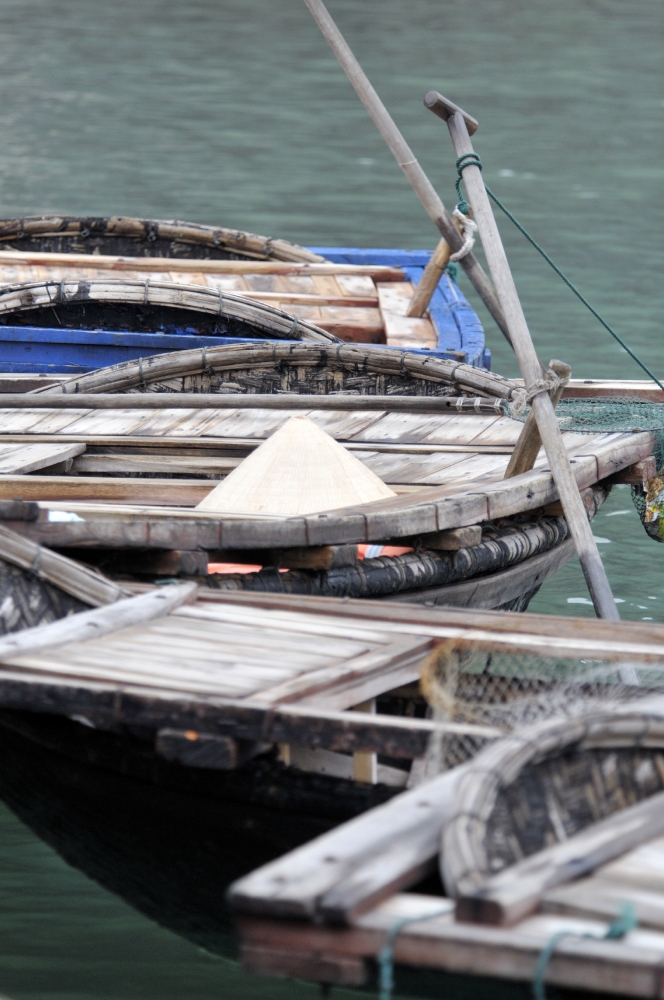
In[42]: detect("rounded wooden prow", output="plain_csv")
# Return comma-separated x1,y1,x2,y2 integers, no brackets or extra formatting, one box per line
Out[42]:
424,91,479,136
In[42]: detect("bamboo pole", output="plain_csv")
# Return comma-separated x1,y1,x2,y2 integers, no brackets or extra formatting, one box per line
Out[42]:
301,0,512,346
406,237,450,318
425,91,619,621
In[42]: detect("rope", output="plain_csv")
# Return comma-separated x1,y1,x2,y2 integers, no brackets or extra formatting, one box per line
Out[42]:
449,206,477,262
509,366,570,418
454,154,664,393
532,902,637,1000
377,906,450,1000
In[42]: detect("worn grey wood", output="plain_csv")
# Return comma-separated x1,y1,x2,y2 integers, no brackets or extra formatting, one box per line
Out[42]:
455,789,664,927
432,93,619,621
0,582,196,661
228,763,468,919
504,360,571,478
301,0,510,341
0,442,86,474
0,394,510,411
0,523,126,607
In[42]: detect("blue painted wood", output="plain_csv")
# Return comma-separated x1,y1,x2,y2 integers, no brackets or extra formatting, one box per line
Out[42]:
307,247,433,266
0,248,489,373
0,325,467,374
0,327,264,374
310,247,489,370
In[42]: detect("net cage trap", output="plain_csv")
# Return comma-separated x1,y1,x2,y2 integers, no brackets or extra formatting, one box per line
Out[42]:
418,636,664,775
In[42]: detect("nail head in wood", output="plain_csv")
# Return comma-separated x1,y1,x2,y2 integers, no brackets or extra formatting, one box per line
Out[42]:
424,91,479,136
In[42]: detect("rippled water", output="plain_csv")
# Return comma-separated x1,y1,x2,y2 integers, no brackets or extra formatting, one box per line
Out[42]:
0,0,662,996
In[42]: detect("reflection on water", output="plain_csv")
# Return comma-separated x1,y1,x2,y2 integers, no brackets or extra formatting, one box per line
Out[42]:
531,484,664,623
0,0,661,995
0,800,361,1000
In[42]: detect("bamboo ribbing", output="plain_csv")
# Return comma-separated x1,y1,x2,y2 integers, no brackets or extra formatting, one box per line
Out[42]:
34,341,520,400
0,215,326,264
0,278,339,345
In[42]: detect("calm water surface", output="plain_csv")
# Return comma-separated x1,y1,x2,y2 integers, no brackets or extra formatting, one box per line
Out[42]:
0,0,662,996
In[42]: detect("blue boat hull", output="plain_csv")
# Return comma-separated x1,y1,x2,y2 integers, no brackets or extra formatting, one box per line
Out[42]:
0,248,489,375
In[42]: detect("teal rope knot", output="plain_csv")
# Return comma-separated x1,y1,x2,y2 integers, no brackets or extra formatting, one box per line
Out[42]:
532,902,637,1000
455,152,482,215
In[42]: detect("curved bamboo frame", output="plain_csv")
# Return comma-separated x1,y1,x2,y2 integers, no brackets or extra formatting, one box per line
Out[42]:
441,707,664,897
0,278,338,347
0,215,325,263
36,340,521,400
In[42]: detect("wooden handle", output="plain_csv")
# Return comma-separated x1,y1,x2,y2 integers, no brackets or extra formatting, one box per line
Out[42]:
440,105,619,621
424,91,479,136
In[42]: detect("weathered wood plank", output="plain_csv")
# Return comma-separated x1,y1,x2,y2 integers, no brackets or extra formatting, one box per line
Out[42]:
0,249,408,279
455,789,664,927
229,766,467,919
0,442,86,474
238,894,664,995
0,583,196,660
0,475,217,506
0,523,125,607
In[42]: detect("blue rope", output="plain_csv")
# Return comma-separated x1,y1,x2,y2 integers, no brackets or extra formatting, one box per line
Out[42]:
377,906,450,1000
532,902,638,1000
454,155,664,393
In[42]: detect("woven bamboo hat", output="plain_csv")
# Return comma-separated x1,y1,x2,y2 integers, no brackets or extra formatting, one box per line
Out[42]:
197,414,396,516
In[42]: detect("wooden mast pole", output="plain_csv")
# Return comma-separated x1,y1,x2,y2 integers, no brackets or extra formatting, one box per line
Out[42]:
424,91,619,620
301,0,513,346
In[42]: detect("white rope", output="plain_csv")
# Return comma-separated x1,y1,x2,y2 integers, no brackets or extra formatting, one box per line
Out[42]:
449,207,478,262
509,367,570,418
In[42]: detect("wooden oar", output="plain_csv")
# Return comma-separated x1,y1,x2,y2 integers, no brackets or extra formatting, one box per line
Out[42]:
301,0,512,347
424,91,619,621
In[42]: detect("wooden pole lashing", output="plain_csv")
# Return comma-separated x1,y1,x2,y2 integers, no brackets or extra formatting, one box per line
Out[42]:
504,359,571,479
301,0,513,346
424,91,619,621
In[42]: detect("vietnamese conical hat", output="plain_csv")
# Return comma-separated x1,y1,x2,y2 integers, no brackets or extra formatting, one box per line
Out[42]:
196,413,395,516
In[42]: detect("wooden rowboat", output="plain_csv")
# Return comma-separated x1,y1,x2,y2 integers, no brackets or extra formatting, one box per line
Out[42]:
0,588,662,985
0,340,652,610
0,216,487,378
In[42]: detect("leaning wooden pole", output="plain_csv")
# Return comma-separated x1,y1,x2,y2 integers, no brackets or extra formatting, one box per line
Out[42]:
424,91,619,621
301,0,512,346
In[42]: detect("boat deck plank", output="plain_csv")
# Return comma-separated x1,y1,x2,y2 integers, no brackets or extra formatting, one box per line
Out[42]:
0,254,446,352
0,401,651,538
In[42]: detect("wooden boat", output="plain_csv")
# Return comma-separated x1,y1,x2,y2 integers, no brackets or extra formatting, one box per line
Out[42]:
227,607,664,998
0,216,488,378
0,340,652,609
0,587,662,985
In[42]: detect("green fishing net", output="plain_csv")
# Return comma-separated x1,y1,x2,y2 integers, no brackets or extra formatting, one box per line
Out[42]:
529,397,664,543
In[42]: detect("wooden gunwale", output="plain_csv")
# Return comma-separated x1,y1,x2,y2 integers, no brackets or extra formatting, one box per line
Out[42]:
0,251,406,278
0,394,511,410
237,898,664,996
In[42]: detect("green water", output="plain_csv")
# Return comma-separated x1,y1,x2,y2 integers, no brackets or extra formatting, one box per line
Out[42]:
0,0,662,995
